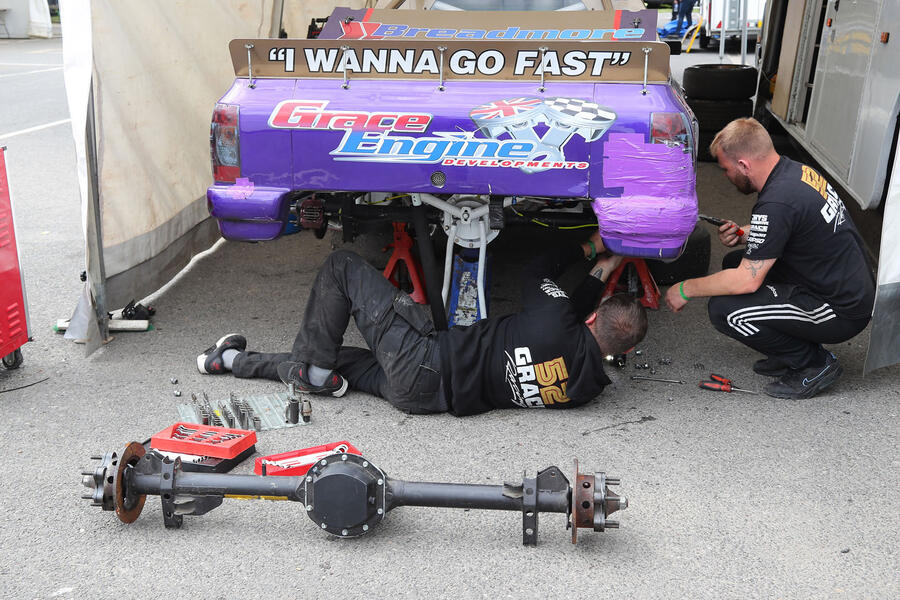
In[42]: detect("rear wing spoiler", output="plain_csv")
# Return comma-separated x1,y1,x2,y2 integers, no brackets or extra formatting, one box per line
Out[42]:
228,39,671,84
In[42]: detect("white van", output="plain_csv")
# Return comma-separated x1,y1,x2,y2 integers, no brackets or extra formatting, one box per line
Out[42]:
755,0,900,372
696,0,766,48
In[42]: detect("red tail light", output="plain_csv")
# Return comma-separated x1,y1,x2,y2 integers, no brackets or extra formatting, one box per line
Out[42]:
650,112,690,147
211,103,240,183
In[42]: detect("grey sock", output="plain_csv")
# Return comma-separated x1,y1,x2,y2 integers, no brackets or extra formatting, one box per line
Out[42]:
222,349,240,370
308,364,331,386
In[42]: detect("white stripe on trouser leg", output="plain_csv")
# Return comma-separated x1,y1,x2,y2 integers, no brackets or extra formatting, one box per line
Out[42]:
728,305,835,331
730,311,838,336
725,303,835,336
727,305,835,336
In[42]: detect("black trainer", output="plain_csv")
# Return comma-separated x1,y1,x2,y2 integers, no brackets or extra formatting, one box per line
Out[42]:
764,352,843,399
277,361,348,397
196,334,247,374
753,357,790,377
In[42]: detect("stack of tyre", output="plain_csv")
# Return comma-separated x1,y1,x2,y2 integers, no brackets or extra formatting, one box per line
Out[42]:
682,64,759,162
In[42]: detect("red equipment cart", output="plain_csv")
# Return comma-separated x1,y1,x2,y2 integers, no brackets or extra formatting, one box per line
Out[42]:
0,146,31,369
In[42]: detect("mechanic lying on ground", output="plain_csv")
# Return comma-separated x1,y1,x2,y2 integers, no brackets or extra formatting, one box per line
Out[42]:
665,117,875,400
197,233,647,416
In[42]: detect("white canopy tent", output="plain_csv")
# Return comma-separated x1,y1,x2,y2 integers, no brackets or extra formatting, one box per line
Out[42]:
0,0,52,39
58,0,368,348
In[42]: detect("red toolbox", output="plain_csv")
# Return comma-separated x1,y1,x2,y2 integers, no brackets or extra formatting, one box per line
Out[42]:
151,422,257,460
254,441,361,476
0,147,31,370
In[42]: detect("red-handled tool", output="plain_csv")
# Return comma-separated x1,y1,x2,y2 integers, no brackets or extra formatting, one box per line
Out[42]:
698,214,745,237
699,373,758,394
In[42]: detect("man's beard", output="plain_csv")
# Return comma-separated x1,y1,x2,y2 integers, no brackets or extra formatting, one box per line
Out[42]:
735,172,755,195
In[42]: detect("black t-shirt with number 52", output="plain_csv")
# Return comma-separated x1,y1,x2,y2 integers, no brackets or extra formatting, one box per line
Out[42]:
743,156,875,319
437,244,611,416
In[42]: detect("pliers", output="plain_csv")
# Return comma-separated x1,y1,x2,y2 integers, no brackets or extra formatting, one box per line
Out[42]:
699,373,758,394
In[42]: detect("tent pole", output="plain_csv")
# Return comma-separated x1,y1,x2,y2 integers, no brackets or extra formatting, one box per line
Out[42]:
719,0,729,63
85,83,109,342
740,0,748,65
269,0,284,38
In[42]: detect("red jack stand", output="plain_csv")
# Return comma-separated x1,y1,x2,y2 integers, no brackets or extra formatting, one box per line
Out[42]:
383,223,428,304
602,258,660,310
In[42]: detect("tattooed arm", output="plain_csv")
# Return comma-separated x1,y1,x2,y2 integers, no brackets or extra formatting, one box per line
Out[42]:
742,259,768,278
665,257,776,312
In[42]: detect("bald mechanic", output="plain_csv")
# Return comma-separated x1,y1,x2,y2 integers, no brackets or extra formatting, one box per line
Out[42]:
665,118,875,399
197,233,647,416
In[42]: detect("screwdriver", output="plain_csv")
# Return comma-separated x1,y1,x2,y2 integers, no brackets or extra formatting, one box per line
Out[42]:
631,376,685,384
698,214,745,237
698,373,758,394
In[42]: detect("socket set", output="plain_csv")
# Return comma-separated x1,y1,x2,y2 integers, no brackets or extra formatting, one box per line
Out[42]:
150,422,257,460
175,390,311,432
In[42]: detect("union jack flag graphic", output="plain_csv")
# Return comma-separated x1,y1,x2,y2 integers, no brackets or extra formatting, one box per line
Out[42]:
470,97,542,120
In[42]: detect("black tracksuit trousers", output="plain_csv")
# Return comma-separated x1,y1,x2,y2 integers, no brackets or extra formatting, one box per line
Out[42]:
232,250,446,414
707,250,870,369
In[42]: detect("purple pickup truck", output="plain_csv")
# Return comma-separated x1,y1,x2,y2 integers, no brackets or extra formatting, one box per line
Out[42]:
207,3,698,318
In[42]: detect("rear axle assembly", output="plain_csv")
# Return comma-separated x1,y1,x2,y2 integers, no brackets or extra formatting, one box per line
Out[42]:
81,442,627,545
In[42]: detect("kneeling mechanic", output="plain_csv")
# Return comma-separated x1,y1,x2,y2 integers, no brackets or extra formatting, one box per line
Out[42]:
665,118,875,399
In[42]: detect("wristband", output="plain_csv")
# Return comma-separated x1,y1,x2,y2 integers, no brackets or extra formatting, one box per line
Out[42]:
587,240,597,261
679,281,691,301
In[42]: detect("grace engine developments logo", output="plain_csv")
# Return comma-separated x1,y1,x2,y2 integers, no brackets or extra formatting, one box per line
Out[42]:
268,97,616,173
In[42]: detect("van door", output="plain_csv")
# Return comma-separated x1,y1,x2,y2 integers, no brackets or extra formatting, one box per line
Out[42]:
804,0,879,180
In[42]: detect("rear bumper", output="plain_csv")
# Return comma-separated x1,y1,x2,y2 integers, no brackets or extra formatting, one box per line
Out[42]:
207,179,291,241
594,132,697,260
595,193,697,259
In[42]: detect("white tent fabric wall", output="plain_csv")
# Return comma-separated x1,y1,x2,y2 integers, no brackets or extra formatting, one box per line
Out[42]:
59,0,91,268
281,0,370,39
27,0,52,38
0,0,45,38
60,0,277,312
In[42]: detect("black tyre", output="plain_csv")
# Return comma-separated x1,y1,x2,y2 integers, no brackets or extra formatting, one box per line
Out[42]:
2,348,23,369
699,31,710,49
696,129,718,162
648,225,711,285
683,64,758,100
687,98,753,133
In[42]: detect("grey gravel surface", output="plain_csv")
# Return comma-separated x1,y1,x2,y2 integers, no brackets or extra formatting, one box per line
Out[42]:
1,35,897,600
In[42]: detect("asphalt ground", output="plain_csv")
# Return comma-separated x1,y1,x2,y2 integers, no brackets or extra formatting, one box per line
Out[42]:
1,33,898,599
